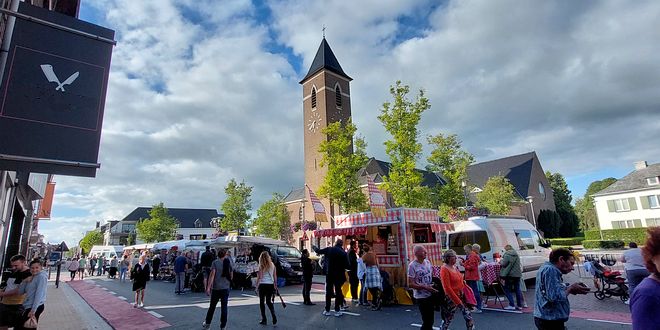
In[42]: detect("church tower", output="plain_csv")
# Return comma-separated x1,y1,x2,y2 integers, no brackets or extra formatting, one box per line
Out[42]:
299,38,352,221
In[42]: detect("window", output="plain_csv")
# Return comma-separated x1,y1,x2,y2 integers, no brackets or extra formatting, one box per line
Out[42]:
448,231,491,253
538,182,546,200
647,177,659,186
648,195,659,208
194,219,203,228
615,198,631,212
514,230,535,250
645,218,660,227
275,246,302,258
311,87,317,109
335,85,342,109
189,234,207,240
612,219,642,229
298,206,304,221
121,224,135,233
412,224,436,243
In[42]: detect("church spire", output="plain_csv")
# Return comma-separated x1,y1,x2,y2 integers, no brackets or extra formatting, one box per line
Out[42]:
299,38,352,84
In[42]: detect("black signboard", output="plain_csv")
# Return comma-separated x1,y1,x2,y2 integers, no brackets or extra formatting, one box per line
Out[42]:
0,3,114,177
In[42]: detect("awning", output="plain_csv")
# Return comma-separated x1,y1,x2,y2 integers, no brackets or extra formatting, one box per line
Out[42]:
313,227,368,238
431,223,455,233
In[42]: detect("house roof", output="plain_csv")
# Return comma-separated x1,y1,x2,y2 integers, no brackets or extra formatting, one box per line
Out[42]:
467,151,538,199
121,207,223,229
299,38,352,83
593,162,660,196
358,158,445,187
283,187,306,203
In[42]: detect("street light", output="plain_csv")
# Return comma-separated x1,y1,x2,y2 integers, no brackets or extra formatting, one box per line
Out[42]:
526,196,536,228
461,180,468,207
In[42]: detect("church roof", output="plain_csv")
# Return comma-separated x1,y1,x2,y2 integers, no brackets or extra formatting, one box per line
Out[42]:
466,151,538,199
300,38,352,83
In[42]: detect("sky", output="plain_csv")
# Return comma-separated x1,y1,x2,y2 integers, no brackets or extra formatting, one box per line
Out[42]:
38,0,660,246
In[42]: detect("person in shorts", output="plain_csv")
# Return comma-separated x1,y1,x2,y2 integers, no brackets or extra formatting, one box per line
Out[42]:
0,255,32,329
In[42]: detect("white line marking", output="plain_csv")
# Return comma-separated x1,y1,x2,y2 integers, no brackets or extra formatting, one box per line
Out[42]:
405,309,412,312
482,307,523,314
241,293,258,298
101,287,108,290
283,300,301,306
341,311,360,316
147,311,164,318
312,288,325,292
145,303,208,310
411,323,439,330
118,296,127,300
586,319,632,325
108,291,116,295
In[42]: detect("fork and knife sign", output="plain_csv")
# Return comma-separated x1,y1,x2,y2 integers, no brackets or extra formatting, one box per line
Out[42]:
40,64,79,92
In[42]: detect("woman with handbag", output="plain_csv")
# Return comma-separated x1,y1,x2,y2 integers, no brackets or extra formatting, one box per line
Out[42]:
440,249,475,330
131,255,150,308
18,259,47,329
499,245,523,310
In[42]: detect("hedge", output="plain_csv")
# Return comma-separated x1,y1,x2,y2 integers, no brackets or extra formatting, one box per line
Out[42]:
548,237,585,246
584,228,648,244
582,240,625,249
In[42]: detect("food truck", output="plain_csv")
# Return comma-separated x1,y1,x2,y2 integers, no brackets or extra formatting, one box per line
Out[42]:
313,207,453,287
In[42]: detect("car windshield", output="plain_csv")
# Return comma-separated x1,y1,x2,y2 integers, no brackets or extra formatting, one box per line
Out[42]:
276,246,302,258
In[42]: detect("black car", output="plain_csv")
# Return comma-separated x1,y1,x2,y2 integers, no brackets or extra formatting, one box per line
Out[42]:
251,244,304,284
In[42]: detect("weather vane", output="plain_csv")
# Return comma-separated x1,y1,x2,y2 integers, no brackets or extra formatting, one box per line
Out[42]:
322,25,326,38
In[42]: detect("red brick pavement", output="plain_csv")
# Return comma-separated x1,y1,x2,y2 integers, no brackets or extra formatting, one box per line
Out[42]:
68,280,170,330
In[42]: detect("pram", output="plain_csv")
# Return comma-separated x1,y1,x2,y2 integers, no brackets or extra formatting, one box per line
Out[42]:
379,270,394,306
190,264,205,293
591,260,629,302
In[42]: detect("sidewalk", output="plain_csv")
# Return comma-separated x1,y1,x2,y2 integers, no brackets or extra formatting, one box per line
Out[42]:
40,281,112,330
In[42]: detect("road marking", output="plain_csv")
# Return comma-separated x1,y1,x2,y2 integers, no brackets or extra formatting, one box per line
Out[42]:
411,323,439,330
341,311,360,316
101,287,108,290
118,296,127,300
108,291,116,295
283,300,301,306
586,319,632,325
145,303,208,310
241,293,258,298
148,311,164,318
482,307,523,314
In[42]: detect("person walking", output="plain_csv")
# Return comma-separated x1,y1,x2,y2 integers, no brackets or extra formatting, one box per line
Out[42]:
357,245,368,306
0,255,32,329
119,255,130,283
363,251,382,311
89,255,97,277
78,256,87,280
500,244,523,310
130,255,150,308
462,244,482,313
68,257,79,281
109,255,119,279
17,259,48,328
96,256,104,276
630,227,660,330
408,245,439,330
347,240,360,305
151,254,161,280
256,251,278,325
621,242,650,300
534,248,590,329
174,251,188,294
301,249,315,305
200,246,216,289
203,248,232,330
440,249,474,330
313,239,349,317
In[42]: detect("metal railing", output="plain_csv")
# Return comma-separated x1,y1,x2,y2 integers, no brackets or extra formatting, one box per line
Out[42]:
575,252,625,278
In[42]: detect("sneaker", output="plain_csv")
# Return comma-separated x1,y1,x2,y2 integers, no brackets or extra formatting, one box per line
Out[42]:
202,322,210,329
503,306,516,310
472,309,482,313
624,300,630,305
322,310,333,316
333,311,343,317
515,307,522,311
139,303,144,308
133,303,138,308
339,306,348,311
522,302,528,308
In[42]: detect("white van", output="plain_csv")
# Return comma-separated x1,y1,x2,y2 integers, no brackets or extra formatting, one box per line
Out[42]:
88,245,124,259
443,216,552,280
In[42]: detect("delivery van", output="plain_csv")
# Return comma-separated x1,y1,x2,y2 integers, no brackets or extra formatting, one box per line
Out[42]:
88,245,124,259
443,216,552,280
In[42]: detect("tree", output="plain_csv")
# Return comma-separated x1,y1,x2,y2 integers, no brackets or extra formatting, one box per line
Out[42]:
79,231,103,254
427,133,475,219
476,175,518,215
378,81,432,208
318,120,369,213
135,203,179,243
220,179,253,232
575,177,617,230
253,193,291,241
537,209,562,238
546,171,579,237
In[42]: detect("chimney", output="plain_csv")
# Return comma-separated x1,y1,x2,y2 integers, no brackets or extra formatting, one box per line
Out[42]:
634,161,648,170
95,221,100,228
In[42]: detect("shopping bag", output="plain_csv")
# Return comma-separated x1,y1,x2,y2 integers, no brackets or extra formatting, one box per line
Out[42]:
462,283,477,307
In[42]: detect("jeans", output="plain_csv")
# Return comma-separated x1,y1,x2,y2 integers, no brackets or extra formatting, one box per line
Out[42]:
534,317,566,330
502,276,523,307
465,280,482,309
348,271,359,299
359,279,368,304
205,289,229,328
175,272,186,293
325,280,344,312
302,277,312,303
258,284,276,322
120,267,128,282
626,268,650,295
417,297,435,330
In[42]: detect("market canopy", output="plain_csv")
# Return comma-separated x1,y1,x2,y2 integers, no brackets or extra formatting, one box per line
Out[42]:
152,240,192,251
123,243,153,251
430,223,455,233
313,227,367,238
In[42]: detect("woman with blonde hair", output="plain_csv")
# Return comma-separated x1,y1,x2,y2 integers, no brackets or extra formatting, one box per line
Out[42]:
130,255,150,308
256,251,278,325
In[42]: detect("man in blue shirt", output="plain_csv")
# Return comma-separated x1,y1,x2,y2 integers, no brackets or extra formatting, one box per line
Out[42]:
534,248,590,329
173,252,189,294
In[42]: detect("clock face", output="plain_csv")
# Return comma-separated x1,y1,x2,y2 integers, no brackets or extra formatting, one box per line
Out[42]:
308,112,322,133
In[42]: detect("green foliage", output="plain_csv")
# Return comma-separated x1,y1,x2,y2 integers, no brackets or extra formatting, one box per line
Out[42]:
135,203,180,243
545,171,579,237
574,178,617,230
476,175,517,215
558,210,580,238
79,231,103,254
220,179,253,232
547,237,585,246
582,240,625,249
427,133,474,218
378,81,432,208
253,193,291,241
537,209,563,238
584,228,648,244
318,120,369,213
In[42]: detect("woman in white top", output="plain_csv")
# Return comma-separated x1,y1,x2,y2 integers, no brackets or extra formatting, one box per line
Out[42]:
256,251,278,325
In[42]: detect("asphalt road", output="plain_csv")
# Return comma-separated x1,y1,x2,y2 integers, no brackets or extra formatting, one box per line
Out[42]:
86,276,632,330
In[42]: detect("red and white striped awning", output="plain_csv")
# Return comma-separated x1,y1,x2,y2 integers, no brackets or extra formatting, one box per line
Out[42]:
313,227,368,237
431,223,455,233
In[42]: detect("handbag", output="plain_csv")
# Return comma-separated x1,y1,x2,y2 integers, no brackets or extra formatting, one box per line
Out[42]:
23,315,38,329
462,282,477,307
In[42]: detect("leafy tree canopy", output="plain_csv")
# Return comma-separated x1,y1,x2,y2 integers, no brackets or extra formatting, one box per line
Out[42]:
545,171,579,236
252,193,291,241
476,175,518,216
427,133,474,218
79,231,103,255
135,203,179,243
575,177,617,230
220,179,253,232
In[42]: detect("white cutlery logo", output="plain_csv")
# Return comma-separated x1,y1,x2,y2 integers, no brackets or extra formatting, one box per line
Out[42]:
40,64,79,92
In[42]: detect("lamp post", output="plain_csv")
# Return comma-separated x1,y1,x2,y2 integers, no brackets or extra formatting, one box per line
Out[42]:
461,180,468,207
526,196,536,228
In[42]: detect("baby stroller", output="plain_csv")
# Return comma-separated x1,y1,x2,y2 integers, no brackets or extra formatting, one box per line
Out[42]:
190,264,205,293
379,270,394,306
592,260,629,302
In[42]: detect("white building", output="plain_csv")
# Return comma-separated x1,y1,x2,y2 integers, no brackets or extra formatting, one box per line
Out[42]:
122,207,223,242
593,161,660,229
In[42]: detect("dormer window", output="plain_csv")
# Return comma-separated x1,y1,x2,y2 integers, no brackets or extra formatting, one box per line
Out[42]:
335,85,342,109
311,87,317,109
647,177,659,186
194,219,202,228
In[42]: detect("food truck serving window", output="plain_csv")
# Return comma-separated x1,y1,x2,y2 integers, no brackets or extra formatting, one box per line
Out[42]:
412,224,436,243
448,231,491,253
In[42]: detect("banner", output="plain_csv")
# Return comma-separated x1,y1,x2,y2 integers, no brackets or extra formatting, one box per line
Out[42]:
35,181,56,219
306,185,327,222
367,175,387,218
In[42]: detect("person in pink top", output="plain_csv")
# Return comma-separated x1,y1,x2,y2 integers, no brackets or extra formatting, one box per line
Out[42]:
440,249,474,330
462,245,482,313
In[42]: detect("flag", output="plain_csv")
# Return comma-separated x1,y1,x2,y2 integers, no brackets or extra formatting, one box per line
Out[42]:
35,182,56,220
367,175,387,218
306,185,328,222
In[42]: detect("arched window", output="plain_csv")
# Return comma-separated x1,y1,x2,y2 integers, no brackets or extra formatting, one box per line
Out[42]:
335,85,342,109
194,219,202,228
311,87,317,109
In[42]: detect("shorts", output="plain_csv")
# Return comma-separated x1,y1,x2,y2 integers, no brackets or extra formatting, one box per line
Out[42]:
203,267,211,279
0,304,25,327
